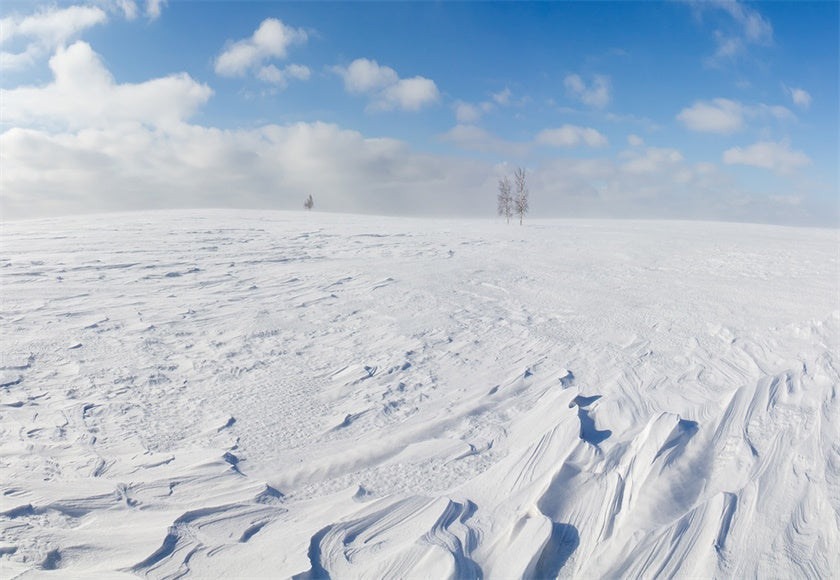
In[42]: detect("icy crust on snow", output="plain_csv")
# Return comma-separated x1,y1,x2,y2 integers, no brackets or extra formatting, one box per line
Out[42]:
1,210,838,578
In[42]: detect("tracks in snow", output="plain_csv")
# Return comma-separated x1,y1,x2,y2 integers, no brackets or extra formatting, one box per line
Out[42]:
1,211,837,577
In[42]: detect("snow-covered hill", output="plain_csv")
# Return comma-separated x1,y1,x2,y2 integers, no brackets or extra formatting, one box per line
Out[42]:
1,210,838,578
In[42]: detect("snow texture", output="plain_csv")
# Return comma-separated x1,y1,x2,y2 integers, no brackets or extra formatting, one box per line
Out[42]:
1,210,838,578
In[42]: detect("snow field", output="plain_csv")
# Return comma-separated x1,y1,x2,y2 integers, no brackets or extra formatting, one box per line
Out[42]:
1,210,838,577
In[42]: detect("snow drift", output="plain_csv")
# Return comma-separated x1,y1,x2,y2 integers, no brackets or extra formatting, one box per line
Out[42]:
1,210,838,578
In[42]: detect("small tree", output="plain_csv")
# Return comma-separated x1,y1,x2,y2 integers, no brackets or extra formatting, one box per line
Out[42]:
513,167,529,225
497,176,513,224
304,194,314,210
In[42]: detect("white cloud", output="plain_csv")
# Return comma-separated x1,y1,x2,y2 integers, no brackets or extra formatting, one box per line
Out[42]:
257,63,310,88
444,124,607,155
677,98,744,133
492,87,512,105
84,1,140,20
146,0,167,20
621,147,684,174
338,58,398,93
440,125,529,158
334,58,439,112
755,103,795,121
696,1,773,63
723,140,811,174
712,32,742,59
784,86,811,110
0,31,828,226
627,134,644,147
0,5,107,70
377,77,439,111
535,125,609,148
531,148,831,225
1,111,828,225
453,100,493,123
564,73,611,108
676,98,794,134
714,0,773,45
6,5,107,46
2,41,212,130
1,121,495,219
532,155,741,219
454,102,481,123
1,45,40,69
215,18,307,77
108,0,138,20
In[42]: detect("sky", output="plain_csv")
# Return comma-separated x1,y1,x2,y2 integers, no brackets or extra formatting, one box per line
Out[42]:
1,1,837,226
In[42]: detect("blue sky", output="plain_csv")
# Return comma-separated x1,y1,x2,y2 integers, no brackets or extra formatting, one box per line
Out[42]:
1,1,837,225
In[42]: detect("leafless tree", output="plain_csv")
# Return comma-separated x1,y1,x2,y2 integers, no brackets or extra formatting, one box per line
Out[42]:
513,167,529,225
497,176,513,224
304,194,314,210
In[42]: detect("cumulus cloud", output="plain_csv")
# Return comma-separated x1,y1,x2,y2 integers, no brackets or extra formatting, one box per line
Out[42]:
627,134,644,147
453,100,493,123
492,87,512,105
257,63,310,87
338,58,398,93
0,5,107,70
334,58,440,112
2,41,212,130
784,86,811,110
677,98,745,133
535,125,609,148
379,77,439,112
723,140,811,174
564,74,611,108
676,98,794,133
215,18,307,77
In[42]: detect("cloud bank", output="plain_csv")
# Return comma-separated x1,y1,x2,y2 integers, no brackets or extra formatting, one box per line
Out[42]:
723,140,811,174
0,6,831,228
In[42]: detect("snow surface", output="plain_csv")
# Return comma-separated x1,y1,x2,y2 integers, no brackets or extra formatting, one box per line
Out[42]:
1,210,838,578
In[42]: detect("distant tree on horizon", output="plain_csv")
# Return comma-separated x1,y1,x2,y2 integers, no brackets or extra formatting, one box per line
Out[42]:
304,194,314,210
497,176,513,224
513,167,529,225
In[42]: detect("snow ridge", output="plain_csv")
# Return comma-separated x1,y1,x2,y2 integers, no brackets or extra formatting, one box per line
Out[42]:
1,210,838,577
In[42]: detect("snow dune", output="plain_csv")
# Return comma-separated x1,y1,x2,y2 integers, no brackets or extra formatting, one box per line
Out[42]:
1,210,838,578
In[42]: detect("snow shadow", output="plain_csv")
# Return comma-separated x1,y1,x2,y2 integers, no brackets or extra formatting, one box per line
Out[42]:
569,394,611,445
533,522,580,578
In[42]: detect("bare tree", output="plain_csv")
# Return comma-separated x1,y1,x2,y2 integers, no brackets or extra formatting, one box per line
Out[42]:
304,194,314,210
513,167,529,225
497,176,513,224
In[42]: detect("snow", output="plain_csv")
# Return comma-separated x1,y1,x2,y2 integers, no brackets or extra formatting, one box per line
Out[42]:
1,209,838,578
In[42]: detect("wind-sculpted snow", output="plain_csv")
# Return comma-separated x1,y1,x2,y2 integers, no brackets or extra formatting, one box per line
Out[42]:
1,210,838,578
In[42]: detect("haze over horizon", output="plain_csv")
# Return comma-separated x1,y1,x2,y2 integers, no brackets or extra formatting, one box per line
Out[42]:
1,0,837,226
